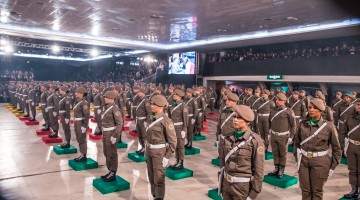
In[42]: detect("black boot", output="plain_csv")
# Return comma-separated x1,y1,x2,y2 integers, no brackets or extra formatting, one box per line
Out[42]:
268,165,279,176
30,118,36,121
104,171,116,182
42,125,50,131
136,146,145,155
170,158,179,169
94,129,102,135
101,171,111,179
155,198,164,200
185,141,192,149
277,166,285,179
344,185,358,199
48,131,58,138
74,154,87,162
184,141,189,148
172,160,184,170
60,142,70,149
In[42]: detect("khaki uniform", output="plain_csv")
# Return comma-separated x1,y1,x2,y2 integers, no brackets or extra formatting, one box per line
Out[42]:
131,93,139,119
243,94,253,106
217,107,235,168
293,118,342,200
115,94,126,119
93,92,105,130
222,129,265,200
195,95,206,132
209,90,217,113
40,91,51,127
166,93,175,116
169,100,188,161
341,112,360,187
322,106,334,123
47,92,60,132
287,98,307,127
23,88,30,115
73,98,90,155
59,95,71,142
237,92,245,105
27,89,37,119
145,114,177,199
335,103,356,148
253,99,275,150
136,97,152,149
185,97,198,142
124,89,132,117
269,106,296,166
101,103,123,172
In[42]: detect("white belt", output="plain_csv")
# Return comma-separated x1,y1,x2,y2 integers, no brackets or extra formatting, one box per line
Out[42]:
131,106,137,108
174,122,183,126
224,172,251,183
136,116,146,120
188,114,194,117
74,117,84,121
210,98,215,100
258,113,270,117
94,106,100,108
349,139,360,145
295,116,301,118
47,106,54,109
270,130,290,136
300,149,328,158
127,98,131,100
220,135,225,140
147,143,168,149
23,95,28,97
39,103,46,106
59,110,66,114
102,127,116,131
197,108,202,111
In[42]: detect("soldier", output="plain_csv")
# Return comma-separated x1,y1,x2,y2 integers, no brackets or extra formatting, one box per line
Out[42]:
315,92,334,123
300,90,310,109
169,89,188,170
58,86,72,148
287,91,307,127
93,85,105,135
220,105,265,200
209,86,217,114
99,91,123,182
237,88,246,105
268,93,296,178
243,88,254,106
27,83,37,121
253,89,275,152
249,89,261,110
149,84,157,99
341,99,360,199
144,95,176,200
114,85,126,119
73,87,90,162
335,92,356,151
155,86,163,95
269,89,276,102
47,86,60,138
22,83,30,117
40,84,51,130
124,83,132,118
219,89,230,113
184,88,198,149
130,85,140,133
217,93,238,168
332,91,343,111
135,88,152,155
194,88,206,136
293,98,342,200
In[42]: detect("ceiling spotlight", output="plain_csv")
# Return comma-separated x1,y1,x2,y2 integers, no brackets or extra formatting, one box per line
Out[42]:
4,45,14,53
52,45,60,53
90,49,99,57
0,38,8,45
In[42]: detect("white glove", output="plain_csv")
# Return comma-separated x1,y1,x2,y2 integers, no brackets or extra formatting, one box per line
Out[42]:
181,131,186,138
216,141,219,147
162,157,169,168
81,127,87,134
110,136,117,144
191,118,196,124
45,108,48,112
144,122,148,128
97,109,101,115
65,118,69,124
53,112,57,117
328,169,334,178
288,138,293,145
246,197,252,200
31,102,35,106
268,134,271,141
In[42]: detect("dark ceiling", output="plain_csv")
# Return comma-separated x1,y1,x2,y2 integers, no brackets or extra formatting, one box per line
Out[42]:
0,0,359,51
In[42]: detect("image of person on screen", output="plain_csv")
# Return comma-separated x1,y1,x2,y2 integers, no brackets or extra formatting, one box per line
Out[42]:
182,55,195,74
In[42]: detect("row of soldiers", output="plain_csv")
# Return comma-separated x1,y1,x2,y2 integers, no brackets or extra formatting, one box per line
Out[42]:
217,86,359,200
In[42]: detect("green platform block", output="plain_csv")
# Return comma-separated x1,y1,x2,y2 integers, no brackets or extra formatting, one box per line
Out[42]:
165,167,193,180
215,142,217,147
339,197,356,200
93,176,130,194
117,141,128,149
127,152,146,162
264,174,298,188
185,147,200,155
265,152,274,160
211,158,220,167
341,157,348,165
68,158,98,171
208,188,222,200
288,145,294,153
53,145,77,155
193,135,206,141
